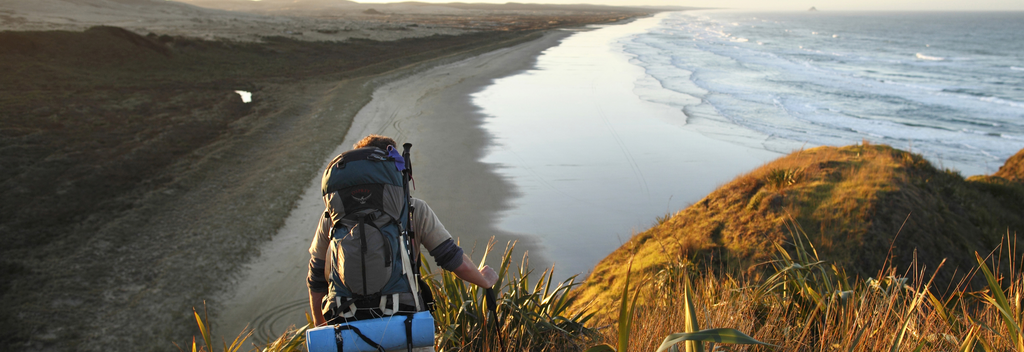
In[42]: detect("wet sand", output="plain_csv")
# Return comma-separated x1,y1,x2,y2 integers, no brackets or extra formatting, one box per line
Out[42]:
216,30,574,343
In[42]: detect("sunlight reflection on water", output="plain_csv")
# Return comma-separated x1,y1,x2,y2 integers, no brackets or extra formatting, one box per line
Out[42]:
473,14,789,280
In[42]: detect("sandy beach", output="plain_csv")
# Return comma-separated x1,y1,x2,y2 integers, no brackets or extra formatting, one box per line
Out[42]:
0,0,651,350
216,29,575,343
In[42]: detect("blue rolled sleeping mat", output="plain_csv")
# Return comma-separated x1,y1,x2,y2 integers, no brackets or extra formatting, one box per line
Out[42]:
306,311,435,352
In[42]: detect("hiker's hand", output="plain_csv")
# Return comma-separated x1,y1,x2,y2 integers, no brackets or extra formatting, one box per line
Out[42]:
480,265,498,288
453,254,498,288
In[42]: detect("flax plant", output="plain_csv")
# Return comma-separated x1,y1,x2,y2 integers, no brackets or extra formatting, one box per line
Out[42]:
424,239,596,352
258,313,311,352
174,303,254,352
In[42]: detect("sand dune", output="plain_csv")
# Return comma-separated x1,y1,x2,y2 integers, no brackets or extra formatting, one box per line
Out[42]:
0,0,476,42
1,0,651,42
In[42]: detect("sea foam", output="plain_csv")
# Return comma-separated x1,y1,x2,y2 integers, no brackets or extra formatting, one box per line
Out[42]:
619,10,1024,177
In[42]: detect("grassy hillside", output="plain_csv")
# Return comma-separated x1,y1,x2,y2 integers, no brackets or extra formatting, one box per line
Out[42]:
575,143,1024,320
991,147,1024,182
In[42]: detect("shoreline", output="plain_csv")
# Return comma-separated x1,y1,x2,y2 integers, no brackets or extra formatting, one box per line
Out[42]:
472,14,788,280
215,29,577,344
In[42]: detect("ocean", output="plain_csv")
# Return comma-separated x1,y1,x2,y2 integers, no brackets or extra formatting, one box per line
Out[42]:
472,11,1024,279
626,11,1024,176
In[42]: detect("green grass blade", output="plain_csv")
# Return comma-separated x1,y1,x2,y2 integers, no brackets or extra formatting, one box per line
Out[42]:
585,344,617,352
926,290,954,331
891,277,936,351
976,252,1023,349
975,335,996,352
281,324,311,352
970,314,1004,339
544,264,556,300
225,325,253,352
626,278,645,348
682,269,702,352
958,327,978,352
656,328,775,352
891,294,922,352
617,257,635,352
847,327,866,352
193,308,212,351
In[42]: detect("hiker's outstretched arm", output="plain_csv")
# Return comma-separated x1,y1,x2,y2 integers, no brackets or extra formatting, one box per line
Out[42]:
309,290,326,326
452,254,498,288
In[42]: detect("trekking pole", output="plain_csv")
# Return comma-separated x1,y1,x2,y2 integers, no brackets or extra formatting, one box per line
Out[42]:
402,143,414,242
401,143,416,263
400,143,423,311
485,288,505,352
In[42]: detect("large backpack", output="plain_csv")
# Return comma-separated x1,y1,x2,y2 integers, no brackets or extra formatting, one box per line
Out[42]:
320,146,422,320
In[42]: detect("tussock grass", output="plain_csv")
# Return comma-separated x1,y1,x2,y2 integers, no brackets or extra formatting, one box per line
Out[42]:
576,143,1024,318
581,228,1024,351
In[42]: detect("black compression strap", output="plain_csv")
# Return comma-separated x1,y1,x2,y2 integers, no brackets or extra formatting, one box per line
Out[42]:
336,324,386,352
404,314,414,352
359,216,368,295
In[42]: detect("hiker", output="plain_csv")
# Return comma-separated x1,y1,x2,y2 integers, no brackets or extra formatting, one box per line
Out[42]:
306,134,498,329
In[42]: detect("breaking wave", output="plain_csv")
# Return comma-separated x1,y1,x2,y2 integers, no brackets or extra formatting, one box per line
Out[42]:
915,53,944,61
621,10,1024,176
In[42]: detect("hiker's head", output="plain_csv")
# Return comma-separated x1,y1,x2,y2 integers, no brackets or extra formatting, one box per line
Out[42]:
353,134,396,150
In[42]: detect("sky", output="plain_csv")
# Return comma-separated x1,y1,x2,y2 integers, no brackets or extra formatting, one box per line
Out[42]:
349,0,1024,11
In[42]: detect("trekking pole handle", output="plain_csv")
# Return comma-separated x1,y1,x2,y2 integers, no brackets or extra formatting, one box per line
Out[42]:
401,143,413,186
485,288,497,313
402,143,412,171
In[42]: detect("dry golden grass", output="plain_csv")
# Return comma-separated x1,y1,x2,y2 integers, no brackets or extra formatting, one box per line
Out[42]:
584,233,1024,352
993,148,1024,182
574,143,1024,324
